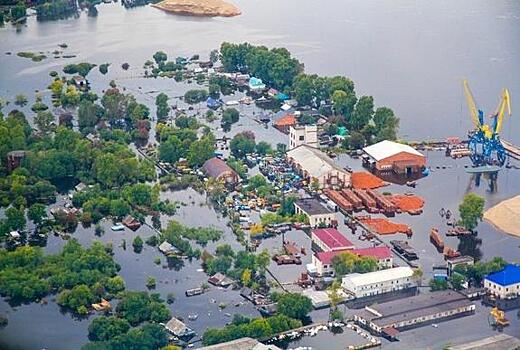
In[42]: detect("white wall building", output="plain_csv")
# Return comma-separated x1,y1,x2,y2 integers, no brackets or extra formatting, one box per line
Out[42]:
484,265,520,299
342,266,414,298
289,125,318,149
294,198,337,228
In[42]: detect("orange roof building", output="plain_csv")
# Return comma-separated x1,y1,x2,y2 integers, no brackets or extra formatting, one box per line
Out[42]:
274,114,296,133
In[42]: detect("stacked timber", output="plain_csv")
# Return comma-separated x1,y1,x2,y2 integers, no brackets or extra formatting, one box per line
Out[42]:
353,189,377,212
324,189,353,212
341,189,363,210
366,189,396,216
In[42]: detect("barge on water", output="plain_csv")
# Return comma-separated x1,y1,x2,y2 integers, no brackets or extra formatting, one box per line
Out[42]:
185,287,204,297
390,240,418,260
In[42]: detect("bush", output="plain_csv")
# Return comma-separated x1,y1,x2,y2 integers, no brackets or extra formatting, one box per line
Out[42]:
184,89,208,104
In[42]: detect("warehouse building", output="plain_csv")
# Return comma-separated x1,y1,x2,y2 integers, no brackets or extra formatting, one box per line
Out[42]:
286,144,351,188
484,264,520,299
289,124,318,149
342,266,415,299
294,198,337,228
353,291,476,339
362,140,426,175
311,228,355,252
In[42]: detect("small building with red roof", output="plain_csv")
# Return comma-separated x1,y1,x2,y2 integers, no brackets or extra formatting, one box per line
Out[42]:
273,113,296,134
311,228,355,252
309,246,393,277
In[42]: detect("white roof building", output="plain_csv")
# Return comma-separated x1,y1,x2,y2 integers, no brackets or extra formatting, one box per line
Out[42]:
286,145,351,188
342,266,415,299
362,140,426,174
363,140,423,161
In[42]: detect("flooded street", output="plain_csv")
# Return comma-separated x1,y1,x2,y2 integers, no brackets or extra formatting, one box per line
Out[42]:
1,0,520,349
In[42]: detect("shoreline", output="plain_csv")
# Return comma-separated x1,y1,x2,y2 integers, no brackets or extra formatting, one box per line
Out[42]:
151,0,241,18
483,195,520,238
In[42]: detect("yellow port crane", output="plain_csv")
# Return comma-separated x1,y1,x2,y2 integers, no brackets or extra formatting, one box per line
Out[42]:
463,80,512,166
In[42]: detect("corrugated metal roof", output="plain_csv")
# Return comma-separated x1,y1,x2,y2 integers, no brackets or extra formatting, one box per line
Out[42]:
363,140,424,161
342,266,413,287
312,228,354,250
286,144,348,179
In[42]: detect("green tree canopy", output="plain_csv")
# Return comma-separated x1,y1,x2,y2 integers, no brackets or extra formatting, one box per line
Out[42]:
458,193,485,231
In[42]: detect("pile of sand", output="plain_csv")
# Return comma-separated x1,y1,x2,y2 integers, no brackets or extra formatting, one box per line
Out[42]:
484,195,520,237
152,0,241,17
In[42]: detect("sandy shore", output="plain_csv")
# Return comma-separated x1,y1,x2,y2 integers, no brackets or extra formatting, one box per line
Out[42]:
152,0,241,17
483,195,520,237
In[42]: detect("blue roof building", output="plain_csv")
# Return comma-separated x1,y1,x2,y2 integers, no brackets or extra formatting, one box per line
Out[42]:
484,264,520,299
248,77,266,91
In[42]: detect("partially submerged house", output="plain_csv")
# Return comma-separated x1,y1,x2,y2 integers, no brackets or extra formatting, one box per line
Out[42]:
164,317,195,338
158,241,179,256
208,272,234,288
122,215,141,231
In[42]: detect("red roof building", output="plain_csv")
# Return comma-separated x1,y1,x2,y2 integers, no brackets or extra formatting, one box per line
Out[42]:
310,246,393,277
311,228,354,252
274,114,296,134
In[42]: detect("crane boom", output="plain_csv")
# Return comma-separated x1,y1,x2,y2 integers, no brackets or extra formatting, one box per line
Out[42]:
463,79,481,129
493,88,511,134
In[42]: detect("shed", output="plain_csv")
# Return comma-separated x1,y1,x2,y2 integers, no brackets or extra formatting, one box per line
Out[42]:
158,241,178,256
202,157,239,185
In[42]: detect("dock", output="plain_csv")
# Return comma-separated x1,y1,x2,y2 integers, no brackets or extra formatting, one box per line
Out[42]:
501,139,520,161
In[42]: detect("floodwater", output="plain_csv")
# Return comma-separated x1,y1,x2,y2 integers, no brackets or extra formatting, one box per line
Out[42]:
1,1,520,349
0,0,519,142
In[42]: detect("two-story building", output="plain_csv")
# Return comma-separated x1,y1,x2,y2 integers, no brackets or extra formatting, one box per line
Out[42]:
484,264,520,300
310,246,393,277
341,266,415,299
294,198,337,228
289,125,318,149
311,228,355,252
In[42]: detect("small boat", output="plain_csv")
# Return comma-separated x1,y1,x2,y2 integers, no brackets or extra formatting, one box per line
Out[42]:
188,313,198,321
111,223,125,231
406,181,416,188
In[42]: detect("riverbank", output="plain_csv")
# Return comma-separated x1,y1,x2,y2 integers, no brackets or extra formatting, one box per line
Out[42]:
483,195,520,237
152,0,240,17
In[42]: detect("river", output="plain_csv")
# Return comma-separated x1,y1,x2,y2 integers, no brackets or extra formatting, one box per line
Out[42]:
1,0,520,142
1,1,520,349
